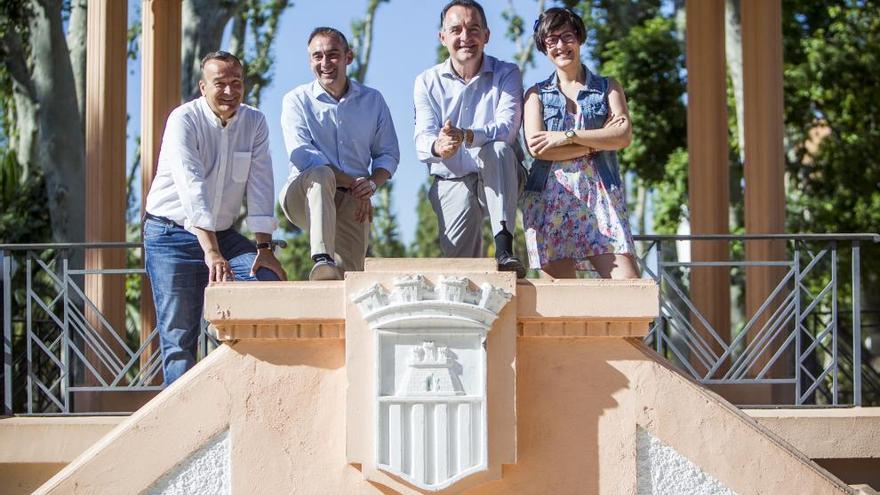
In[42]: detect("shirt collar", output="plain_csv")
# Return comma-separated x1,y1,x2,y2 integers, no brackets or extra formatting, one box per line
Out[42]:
440,54,495,80
311,78,361,102
197,96,240,128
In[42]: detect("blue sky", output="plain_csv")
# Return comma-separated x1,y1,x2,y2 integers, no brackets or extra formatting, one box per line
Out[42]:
126,0,564,244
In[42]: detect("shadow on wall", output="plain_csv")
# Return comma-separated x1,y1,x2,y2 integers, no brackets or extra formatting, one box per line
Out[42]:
501,338,629,495
229,339,345,370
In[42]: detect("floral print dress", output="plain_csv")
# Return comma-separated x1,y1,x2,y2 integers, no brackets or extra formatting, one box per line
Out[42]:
521,112,635,270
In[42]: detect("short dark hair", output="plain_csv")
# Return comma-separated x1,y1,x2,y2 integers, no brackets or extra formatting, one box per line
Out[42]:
533,7,587,54
307,27,350,52
440,0,488,29
200,51,243,71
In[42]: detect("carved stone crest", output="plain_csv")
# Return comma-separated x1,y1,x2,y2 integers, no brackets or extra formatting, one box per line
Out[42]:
352,275,512,491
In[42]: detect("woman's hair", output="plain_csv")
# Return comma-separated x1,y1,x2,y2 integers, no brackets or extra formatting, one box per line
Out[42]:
533,7,587,54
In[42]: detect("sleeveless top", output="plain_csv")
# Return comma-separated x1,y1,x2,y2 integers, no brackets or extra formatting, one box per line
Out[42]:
523,67,623,192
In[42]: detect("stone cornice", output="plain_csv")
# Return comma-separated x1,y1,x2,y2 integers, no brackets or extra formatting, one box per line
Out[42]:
205,278,657,341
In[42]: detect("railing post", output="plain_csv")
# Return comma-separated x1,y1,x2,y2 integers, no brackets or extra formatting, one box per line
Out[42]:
62,256,71,414
656,240,665,355
831,242,838,406
25,254,32,414
3,250,12,415
793,245,801,404
852,240,862,406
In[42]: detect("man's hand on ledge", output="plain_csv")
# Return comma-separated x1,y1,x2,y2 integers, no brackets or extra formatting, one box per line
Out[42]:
251,249,287,280
205,249,232,282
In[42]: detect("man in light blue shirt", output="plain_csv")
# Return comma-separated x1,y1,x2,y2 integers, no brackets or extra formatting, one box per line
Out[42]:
414,0,526,278
280,27,399,280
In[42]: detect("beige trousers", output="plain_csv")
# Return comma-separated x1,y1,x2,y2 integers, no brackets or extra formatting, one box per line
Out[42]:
280,165,370,273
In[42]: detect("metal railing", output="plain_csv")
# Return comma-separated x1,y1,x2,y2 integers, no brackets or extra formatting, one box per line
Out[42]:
2,234,878,414
633,233,880,407
1,243,217,415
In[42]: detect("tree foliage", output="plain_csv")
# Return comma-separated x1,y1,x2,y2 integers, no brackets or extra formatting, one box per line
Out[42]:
783,0,880,235
408,182,442,258
782,0,880,307
0,0,86,244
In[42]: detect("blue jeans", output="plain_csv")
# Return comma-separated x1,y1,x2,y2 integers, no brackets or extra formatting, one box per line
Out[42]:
144,217,279,385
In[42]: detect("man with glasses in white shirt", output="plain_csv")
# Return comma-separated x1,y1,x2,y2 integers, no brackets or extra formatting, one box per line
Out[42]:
144,51,285,385
280,27,399,280
414,0,526,278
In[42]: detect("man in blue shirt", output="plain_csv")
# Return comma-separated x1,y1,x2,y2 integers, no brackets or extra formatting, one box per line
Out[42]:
280,27,400,280
414,0,526,278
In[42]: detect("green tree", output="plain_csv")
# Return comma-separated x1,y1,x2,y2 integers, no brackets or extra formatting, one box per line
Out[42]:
597,15,687,232
369,183,407,258
409,182,442,257
0,0,87,243
350,0,407,259
782,0,880,305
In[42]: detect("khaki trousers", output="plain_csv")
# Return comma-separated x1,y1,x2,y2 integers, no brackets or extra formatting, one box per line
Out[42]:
429,142,524,257
280,165,369,273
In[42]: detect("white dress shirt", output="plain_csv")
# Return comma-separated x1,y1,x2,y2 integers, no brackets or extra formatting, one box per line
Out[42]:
413,55,523,178
145,97,277,234
280,79,399,184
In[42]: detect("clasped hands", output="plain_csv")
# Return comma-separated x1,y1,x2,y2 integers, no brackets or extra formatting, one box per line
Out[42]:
433,120,472,159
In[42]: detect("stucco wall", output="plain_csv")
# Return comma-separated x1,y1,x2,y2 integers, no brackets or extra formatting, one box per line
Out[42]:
34,336,850,495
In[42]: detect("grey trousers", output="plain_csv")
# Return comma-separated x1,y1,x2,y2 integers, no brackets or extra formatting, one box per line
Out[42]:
429,142,523,257
280,165,369,273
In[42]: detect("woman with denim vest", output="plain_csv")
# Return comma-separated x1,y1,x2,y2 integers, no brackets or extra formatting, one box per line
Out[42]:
521,8,639,279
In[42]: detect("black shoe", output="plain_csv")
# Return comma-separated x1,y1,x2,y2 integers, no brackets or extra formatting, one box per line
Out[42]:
497,252,526,279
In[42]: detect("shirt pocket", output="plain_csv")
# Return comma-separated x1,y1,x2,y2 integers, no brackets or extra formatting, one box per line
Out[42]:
232,151,252,183
542,102,565,132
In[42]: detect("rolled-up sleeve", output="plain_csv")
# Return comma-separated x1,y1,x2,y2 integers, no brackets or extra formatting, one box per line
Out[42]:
413,73,442,164
245,115,278,234
281,92,331,175
370,94,400,176
469,65,523,148
163,114,216,231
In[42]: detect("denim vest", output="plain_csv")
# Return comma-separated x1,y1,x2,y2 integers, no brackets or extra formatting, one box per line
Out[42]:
523,67,623,192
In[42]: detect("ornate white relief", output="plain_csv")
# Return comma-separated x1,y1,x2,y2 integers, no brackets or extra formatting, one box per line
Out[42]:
352,276,512,492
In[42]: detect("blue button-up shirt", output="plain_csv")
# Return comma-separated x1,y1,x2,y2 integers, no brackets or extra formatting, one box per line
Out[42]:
413,55,523,178
280,79,399,184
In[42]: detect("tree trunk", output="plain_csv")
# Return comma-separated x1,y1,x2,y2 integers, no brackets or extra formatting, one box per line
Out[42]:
67,0,88,133
28,0,86,243
181,0,240,101
3,28,38,181
725,0,745,161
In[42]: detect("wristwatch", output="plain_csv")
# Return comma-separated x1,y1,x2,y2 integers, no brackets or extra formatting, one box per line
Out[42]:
368,179,378,194
255,242,273,251
564,129,576,144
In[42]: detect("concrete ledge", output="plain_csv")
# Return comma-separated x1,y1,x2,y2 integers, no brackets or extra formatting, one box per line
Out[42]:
746,408,880,459
0,416,123,463
206,282,345,340
516,279,658,337
364,258,497,272
207,274,659,341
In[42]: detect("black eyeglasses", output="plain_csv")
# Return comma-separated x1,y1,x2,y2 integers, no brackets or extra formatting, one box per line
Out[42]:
543,32,578,49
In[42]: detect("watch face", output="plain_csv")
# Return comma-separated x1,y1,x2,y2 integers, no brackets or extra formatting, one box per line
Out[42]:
565,130,576,138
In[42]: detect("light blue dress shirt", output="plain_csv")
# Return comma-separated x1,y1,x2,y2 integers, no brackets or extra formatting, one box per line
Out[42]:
280,79,400,183
413,55,523,179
